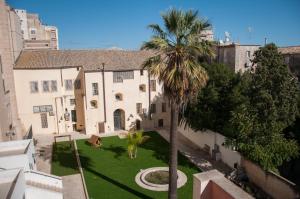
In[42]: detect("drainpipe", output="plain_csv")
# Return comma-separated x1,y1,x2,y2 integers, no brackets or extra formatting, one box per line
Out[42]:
102,63,107,122
148,71,151,120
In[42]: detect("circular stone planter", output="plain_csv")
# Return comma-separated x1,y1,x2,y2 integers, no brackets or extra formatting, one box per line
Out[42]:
135,167,187,191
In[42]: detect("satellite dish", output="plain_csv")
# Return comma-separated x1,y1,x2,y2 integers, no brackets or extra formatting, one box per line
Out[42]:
224,31,230,43
225,31,230,37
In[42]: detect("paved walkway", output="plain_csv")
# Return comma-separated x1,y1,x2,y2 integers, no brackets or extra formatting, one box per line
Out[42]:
62,174,86,199
157,129,233,174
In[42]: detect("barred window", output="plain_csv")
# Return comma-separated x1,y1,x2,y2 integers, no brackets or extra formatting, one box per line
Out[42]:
30,81,39,93
65,79,73,90
70,99,76,105
51,80,57,92
113,71,134,83
150,103,156,114
92,83,99,95
136,103,142,114
150,80,156,92
33,105,53,113
42,81,50,92
40,113,48,128
74,80,81,89
140,69,144,76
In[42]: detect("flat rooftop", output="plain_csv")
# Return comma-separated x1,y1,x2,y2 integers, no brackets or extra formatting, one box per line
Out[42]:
0,169,21,199
0,139,31,157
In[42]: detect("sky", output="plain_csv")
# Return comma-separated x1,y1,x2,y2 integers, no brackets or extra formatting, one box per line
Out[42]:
7,0,300,50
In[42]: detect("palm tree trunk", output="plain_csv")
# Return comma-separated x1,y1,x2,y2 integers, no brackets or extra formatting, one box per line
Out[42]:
168,102,178,199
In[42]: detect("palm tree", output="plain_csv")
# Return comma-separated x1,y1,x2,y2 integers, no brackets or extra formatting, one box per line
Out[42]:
127,130,149,159
141,9,214,199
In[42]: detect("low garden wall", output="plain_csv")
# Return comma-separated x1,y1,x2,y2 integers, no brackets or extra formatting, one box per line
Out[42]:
178,125,299,199
178,125,241,169
242,158,299,199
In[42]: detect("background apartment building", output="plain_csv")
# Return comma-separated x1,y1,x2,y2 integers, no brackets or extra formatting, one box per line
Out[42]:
13,50,170,135
15,9,59,50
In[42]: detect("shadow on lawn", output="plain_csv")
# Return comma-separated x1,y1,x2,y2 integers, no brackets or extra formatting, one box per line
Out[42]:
140,132,198,169
78,152,153,199
52,142,79,172
101,145,126,159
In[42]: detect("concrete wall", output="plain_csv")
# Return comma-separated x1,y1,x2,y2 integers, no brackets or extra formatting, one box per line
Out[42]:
242,158,299,199
178,125,241,169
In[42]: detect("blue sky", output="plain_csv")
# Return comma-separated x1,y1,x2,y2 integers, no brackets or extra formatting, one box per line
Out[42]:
7,0,300,50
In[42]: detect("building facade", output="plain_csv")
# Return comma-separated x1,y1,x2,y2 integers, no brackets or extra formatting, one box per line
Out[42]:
14,50,170,135
279,46,300,80
15,9,59,50
0,0,24,141
216,44,260,73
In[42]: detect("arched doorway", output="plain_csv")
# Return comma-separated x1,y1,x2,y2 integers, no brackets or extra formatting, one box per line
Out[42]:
113,109,125,130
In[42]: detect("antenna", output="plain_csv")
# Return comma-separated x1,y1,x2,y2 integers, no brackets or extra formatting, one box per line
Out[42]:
224,31,230,43
264,37,267,45
247,27,252,40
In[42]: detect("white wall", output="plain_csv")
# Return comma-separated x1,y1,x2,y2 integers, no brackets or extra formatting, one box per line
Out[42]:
178,125,241,169
14,68,81,134
84,70,170,135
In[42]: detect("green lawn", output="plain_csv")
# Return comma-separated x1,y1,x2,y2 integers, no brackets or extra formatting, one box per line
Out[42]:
76,131,200,199
51,141,80,176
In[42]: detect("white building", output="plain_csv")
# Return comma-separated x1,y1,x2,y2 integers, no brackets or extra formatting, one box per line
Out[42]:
0,139,63,199
14,50,170,136
15,9,59,50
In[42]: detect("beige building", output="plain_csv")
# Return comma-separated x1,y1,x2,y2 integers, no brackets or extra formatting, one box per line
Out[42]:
14,50,170,135
15,9,59,50
216,44,260,73
0,0,24,141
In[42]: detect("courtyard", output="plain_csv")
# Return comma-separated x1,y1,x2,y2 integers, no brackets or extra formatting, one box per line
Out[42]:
52,131,200,199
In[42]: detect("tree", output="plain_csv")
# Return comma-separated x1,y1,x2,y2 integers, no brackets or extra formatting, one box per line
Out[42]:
183,63,249,136
127,130,149,159
141,9,214,198
228,43,300,170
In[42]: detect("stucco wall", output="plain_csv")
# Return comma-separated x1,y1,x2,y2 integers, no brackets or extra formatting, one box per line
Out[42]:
14,67,82,135
242,158,299,199
84,70,170,135
178,125,241,169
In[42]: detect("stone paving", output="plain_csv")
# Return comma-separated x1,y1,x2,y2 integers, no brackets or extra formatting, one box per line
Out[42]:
157,129,233,174
62,174,86,199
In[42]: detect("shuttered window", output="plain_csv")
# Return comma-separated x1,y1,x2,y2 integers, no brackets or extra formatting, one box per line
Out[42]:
113,71,134,83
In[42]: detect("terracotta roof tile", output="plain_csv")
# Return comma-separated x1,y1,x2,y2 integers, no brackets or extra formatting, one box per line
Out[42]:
279,46,300,54
15,50,154,71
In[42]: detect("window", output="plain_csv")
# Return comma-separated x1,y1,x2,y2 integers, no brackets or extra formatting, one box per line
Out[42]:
158,119,164,127
31,38,36,40
90,100,98,108
162,103,166,112
75,80,81,89
139,84,146,92
30,81,39,93
70,99,76,105
30,29,36,34
42,81,50,92
150,103,156,113
40,113,48,128
246,51,251,58
150,80,156,92
92,83,98,95
33,105,53,113
71,110,77,122
65,79,73,90
115,93,123,101
136,103,142,114
140,69,144,76
113,71,134,83
51,80,57,92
